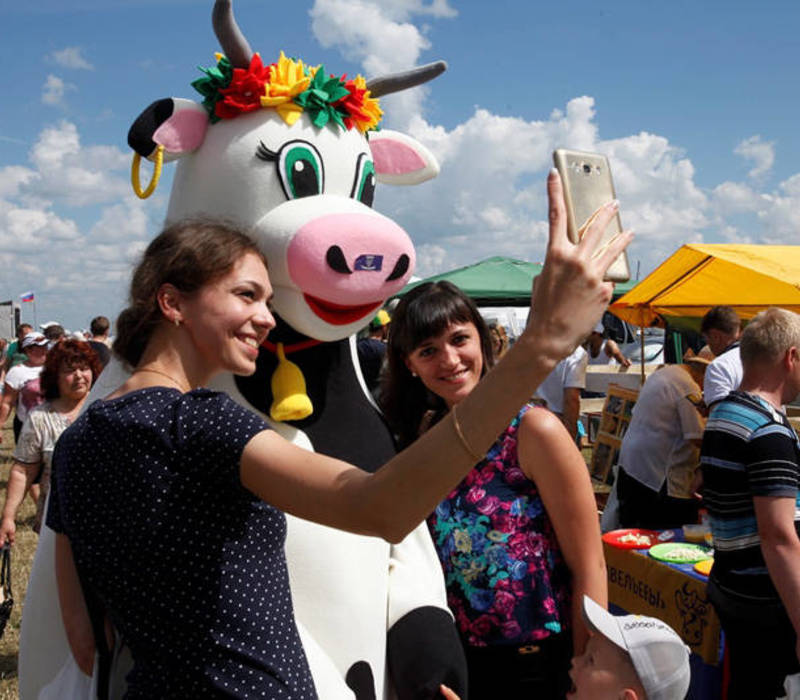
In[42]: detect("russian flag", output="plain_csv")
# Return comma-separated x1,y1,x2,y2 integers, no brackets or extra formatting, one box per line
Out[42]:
19,291,34,302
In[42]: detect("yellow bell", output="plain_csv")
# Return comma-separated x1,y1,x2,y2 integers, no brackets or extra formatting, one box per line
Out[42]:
269,342,313,421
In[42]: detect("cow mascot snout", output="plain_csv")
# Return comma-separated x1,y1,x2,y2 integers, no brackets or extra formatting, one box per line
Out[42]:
18,2,466,699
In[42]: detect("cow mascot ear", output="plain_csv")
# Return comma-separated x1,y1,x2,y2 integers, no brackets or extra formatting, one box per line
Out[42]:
369,130,439,186
128,98,209,198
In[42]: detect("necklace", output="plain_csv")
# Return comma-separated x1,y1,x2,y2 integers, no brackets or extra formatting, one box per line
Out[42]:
133,367,191,393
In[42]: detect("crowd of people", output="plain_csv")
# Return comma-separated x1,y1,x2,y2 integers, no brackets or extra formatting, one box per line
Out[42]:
1,173,798,699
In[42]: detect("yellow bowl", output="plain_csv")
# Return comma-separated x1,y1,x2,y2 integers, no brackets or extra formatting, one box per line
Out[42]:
683,524,710,544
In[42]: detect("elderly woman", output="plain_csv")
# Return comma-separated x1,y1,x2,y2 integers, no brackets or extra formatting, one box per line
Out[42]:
0,339,101,542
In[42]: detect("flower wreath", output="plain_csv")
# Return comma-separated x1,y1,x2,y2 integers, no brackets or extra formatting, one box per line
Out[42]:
192,51,382,132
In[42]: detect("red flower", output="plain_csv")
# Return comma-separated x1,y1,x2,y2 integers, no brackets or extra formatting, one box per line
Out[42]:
216,54,272,120
465,486,486,505
493,590,516,617
475,495,502,516
333,76,382,132
470,614,497,638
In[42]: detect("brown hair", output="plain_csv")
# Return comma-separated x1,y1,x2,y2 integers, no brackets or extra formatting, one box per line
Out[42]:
113,219,266,367
381,281,494,449
40,339,103,400
700,305,741,335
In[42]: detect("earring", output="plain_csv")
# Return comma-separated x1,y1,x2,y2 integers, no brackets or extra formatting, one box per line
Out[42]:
411,371,418,377
174,318,180,327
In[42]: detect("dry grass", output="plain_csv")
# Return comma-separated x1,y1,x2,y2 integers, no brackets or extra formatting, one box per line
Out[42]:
0,416,38,699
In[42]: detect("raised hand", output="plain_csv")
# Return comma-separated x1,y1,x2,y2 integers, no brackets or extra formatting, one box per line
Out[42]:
527,169,633,365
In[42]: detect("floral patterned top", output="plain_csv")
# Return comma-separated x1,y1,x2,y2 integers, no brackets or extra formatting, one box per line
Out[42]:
427,404,571,647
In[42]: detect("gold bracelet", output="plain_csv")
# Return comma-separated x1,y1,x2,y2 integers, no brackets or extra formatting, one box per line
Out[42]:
451,405,483,462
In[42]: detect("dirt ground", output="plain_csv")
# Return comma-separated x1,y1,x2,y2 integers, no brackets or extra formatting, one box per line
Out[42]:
0,416,37,698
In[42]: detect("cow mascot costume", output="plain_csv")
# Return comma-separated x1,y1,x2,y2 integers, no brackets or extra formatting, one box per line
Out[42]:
19,2,467,699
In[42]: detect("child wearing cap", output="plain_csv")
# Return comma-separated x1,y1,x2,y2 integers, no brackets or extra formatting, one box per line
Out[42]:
568,596,690,700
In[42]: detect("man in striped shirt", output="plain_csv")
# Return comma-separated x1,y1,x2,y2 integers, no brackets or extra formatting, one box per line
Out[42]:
701,308,800,699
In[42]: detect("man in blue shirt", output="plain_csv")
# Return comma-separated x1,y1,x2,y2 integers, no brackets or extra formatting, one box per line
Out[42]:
701,307,800,699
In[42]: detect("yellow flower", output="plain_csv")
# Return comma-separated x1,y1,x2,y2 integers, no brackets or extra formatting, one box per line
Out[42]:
261,51,312,125
454,529,472,554
351,75,382,133
460,559,485,583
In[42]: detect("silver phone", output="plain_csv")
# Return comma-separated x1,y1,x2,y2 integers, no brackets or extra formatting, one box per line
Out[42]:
552,148,630,282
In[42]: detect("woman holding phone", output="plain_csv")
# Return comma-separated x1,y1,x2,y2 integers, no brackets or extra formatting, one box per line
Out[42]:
49,171,629,698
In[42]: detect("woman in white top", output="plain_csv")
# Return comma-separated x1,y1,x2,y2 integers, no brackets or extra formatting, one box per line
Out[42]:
0,332,49,443
0,339,102,541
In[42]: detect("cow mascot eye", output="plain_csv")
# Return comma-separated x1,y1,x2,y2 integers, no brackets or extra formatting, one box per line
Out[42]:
258,139,324,200
351,153,376,207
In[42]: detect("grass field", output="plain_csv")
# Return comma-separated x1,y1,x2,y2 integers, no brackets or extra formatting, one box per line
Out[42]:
0,416,38,699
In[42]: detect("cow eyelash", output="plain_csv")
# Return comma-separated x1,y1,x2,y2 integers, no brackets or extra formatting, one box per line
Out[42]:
256,141,278,162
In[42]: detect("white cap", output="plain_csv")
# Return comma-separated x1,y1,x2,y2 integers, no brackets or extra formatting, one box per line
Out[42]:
582,596,691,700
21,332,48,349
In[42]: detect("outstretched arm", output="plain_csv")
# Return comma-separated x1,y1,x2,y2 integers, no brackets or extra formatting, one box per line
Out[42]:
241,171,632,543
604,339,631,367
518,408,607,654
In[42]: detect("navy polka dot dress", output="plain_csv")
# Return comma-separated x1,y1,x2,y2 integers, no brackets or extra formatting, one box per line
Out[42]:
48,388,317,699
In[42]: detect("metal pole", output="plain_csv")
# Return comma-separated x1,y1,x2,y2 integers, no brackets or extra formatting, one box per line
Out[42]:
640,324,646,386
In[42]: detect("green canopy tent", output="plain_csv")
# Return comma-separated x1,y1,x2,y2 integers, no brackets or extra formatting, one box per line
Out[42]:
398,256,543,306
397,255,637,305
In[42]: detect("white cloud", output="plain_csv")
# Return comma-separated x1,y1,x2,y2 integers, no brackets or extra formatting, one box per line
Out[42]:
310,0,457,130
0,206,80,252
50,46,94,71
89,200,152,243
0,166,38,199
734,135,775,180
375,96,763,279
27,121,130,206
1,120,166,327
41,75,74,106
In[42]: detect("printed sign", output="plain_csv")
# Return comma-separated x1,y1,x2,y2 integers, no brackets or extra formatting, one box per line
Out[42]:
604,542,722,665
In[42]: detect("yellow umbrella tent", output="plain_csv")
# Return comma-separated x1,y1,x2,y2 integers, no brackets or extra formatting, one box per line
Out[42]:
611,244,800,326
610,244,800,382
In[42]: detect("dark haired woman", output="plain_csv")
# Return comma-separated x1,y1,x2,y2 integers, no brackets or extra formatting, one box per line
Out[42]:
0,339,102,543
50,172,629,698
381,280,607,699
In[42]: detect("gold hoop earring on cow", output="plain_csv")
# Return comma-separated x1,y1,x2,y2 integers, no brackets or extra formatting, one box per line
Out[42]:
132,144,165,200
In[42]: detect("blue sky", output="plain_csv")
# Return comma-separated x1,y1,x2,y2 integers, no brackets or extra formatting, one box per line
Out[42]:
1,0,798,331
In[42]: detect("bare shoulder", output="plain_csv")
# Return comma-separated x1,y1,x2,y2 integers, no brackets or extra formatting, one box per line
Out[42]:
519,406,570,442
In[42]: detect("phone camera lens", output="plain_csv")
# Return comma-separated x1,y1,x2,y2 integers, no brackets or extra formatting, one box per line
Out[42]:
582,163,592,174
